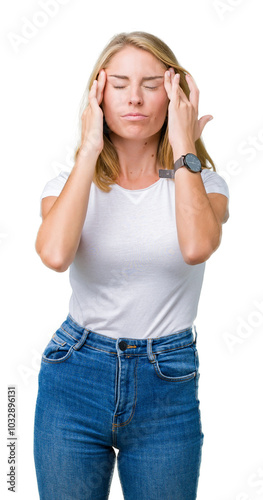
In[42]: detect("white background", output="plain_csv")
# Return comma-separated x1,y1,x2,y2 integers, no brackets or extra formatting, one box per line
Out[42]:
1,0,263,498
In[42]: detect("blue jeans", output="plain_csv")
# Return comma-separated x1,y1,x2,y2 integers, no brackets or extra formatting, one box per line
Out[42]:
34,314,204,499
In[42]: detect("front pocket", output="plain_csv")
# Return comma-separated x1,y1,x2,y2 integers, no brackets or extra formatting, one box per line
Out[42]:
41,328,75,364
41,338,75,364
41,326,89,364
153,345,197,382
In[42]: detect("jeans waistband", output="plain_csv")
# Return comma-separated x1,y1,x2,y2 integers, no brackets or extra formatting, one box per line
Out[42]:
59,314,197,356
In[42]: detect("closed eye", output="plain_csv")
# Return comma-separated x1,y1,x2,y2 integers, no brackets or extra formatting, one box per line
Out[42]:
113,86,158,90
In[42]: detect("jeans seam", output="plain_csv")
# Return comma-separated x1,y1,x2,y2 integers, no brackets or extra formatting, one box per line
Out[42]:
51,334,67,346
112,357,138,429
41,344,75,364
60,326,79,342
153,363,197,382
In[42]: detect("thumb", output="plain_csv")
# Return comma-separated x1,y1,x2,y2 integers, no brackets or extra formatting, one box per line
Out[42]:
198,115,213,136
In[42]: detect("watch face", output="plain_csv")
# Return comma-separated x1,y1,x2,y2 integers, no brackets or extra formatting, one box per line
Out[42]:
185,153,202,172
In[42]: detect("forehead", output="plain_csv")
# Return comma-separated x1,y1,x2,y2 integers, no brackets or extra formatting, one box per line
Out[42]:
106,45,166,74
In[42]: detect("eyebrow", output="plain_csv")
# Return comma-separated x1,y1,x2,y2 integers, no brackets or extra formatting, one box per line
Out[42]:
108,75,164,82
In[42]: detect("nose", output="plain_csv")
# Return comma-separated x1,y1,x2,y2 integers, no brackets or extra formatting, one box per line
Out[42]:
128,86,143,106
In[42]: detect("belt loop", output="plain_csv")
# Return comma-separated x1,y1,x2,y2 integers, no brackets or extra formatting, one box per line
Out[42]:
147,339,156,364
73,329,89,351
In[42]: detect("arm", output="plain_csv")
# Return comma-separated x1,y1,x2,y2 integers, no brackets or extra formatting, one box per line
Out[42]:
164,70,229,265
174,160,229,264
36,149,99,272
35,71,106,272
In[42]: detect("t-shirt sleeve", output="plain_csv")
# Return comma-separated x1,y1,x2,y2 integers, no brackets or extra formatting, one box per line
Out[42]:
201,168,229,199
39,170,70,217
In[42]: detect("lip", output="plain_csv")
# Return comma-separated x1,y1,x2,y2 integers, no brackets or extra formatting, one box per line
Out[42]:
121,113,148,121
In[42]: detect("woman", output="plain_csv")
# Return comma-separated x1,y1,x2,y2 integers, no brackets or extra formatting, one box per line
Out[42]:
34,31,229,500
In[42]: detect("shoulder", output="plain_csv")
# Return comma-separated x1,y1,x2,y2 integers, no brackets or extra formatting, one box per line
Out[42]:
41,170,70,199
201,168,230,199
39,170,71,218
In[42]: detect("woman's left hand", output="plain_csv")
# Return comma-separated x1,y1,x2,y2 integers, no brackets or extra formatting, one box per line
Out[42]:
164,68,213,152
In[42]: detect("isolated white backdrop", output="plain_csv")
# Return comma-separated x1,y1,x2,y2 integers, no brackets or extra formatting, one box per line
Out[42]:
1,0,263,499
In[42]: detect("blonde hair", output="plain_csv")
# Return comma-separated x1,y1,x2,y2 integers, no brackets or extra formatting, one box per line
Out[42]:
74,31,216,192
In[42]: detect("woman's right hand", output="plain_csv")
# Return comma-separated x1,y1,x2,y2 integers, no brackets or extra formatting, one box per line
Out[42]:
80,69,107,156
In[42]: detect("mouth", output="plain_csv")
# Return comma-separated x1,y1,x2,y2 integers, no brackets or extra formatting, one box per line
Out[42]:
121,113,148,121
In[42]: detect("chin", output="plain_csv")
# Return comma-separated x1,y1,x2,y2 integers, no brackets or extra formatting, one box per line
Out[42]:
110,125,161,142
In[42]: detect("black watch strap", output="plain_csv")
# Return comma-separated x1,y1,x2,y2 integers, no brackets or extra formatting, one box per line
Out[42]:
174,155,185,172
159,155,185,178
159,154,202,177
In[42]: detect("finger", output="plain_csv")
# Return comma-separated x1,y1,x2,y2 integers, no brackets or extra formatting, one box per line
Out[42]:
88,80,97,97
198,115,213,137
164,70,173,99
81,84,96,129
88,80,98,105
185,73,199,113
96,69,107,105
169,69,189,104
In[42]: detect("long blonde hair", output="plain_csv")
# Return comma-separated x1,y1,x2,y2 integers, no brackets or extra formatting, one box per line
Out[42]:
74,31,216,192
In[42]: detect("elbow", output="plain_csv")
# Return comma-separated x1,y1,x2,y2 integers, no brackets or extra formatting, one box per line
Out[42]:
182,238,221,266
183,251,211,266
35,242,70,273
40,251,69,273
39,251,69,273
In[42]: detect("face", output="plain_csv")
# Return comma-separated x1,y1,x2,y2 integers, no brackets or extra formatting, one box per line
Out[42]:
102,46,169,141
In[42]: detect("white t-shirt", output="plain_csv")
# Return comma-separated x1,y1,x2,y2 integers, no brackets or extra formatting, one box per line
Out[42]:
40,168,229,339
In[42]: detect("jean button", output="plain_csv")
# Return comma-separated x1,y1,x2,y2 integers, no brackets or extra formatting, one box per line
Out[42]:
119,341,128,351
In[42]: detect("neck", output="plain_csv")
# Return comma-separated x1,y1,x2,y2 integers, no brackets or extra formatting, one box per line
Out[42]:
109,132,161,184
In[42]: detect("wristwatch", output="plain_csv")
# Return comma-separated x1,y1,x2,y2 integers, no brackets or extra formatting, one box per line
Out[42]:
159,153,202,178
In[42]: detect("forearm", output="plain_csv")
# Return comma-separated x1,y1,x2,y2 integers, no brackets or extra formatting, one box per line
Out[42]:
36,146,99,271
173,144,221,265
